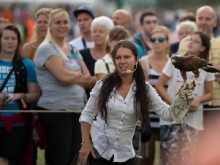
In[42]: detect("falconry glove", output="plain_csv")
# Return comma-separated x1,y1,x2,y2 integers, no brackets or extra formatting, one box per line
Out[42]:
170,83,194,123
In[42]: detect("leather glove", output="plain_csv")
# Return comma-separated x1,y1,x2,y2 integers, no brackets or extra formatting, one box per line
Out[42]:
170,83,194,123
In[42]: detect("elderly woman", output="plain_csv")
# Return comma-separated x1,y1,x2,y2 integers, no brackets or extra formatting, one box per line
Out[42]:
94,25,130,80
170,20,197,54
79,16,114,99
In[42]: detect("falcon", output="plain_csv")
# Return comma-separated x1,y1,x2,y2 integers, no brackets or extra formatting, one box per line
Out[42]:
171,55,220,88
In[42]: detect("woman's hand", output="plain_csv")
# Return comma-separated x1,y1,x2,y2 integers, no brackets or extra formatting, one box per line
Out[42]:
0,93,6,107
79,143,96,165
73,71,82,79
3,93,21,104
188,97,200,113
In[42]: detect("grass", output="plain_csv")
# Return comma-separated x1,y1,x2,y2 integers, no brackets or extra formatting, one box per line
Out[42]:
37,148,45,165
37,142,160,165
154,141,160,165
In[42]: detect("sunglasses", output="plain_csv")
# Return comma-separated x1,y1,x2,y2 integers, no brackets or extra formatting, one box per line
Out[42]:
150,37,166,43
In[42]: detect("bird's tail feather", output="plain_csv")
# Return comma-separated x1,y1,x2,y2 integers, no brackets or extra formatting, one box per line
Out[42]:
201,66,220,73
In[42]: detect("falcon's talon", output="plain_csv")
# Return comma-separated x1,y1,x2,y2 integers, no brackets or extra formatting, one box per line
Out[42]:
188,82,196,89
176,83,185,95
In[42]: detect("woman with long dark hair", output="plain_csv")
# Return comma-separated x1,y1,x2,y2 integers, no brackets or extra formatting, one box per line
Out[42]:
79,40,194,165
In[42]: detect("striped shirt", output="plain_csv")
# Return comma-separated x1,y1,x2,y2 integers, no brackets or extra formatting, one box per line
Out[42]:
141,56,168,131
149,65,168,131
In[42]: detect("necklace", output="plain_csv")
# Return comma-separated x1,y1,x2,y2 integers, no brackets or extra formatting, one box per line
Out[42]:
91,48,105,60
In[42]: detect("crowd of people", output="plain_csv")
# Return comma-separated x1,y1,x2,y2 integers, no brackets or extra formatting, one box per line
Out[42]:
0,4,220,165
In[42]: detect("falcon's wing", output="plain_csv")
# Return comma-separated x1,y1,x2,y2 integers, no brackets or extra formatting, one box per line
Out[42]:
201,65,220,73
183,56,206,70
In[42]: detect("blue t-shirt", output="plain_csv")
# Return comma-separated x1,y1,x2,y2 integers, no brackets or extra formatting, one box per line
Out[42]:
0,58,37,127
133,43,145,58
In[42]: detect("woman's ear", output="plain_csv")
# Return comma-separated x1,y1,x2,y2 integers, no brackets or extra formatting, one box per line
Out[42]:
107,39,112,47
136,56,140,65
200,46,206,52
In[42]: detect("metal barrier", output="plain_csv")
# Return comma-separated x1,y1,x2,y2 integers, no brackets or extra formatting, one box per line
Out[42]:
0,110,82,113
0,108,220,113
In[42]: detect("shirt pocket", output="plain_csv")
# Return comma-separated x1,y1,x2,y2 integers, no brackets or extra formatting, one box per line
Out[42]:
106,96,115,110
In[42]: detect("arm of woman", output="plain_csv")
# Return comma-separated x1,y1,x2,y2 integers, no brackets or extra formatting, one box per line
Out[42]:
44,56,82,85
75,60,97,88
79,81,103,164
94,59,108,81
74,60,91,87
22,43,32,58
96,73,108,80
86,76,97,89
24,82,40,103
79,122,96,165
155,73,173,105
188,81,213,112
147,82,173,122
5,83,40,104
140,57,149,81
213,64,220,83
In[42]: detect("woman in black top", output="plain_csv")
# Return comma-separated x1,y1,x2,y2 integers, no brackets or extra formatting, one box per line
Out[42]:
80,16,114,99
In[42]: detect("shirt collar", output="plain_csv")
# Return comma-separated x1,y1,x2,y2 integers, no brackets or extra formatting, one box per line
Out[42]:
113,79,136,91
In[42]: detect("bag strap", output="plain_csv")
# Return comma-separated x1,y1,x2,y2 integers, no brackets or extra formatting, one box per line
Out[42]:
69,44,80,60
81,37,87,48
0,67,14,92
102,59,110,73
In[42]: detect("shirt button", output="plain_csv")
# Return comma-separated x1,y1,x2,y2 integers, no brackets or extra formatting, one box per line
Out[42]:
124,102,126,104
121,120,123,121
117,138,118,140
119,129,121,131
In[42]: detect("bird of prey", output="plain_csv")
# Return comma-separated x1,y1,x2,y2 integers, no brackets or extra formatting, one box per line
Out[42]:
171,55,220,89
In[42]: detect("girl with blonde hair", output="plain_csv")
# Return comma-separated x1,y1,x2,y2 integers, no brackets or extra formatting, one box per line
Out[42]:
140,25,170,165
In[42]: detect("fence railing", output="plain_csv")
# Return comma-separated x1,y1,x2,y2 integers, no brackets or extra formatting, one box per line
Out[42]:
0,107,220,113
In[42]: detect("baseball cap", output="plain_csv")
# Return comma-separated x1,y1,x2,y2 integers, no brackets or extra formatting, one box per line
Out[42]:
73,5,96,19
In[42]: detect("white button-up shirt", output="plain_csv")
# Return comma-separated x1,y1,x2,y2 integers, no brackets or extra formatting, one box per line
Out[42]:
80,80,172,162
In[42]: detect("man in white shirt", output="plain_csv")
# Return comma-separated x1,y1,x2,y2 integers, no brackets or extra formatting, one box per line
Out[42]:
69,5,96,50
